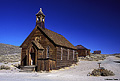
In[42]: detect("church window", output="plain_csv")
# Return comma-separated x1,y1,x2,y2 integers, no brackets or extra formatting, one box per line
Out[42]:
46,46,50,58
73,50,75,60
67,49,69,60
61,47,63,60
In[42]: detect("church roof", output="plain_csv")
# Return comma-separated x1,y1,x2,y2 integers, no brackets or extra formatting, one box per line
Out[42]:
38,26,77,49
20,8,76,49
20,26,77,49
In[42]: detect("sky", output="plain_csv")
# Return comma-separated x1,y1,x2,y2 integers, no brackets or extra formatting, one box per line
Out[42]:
0,0,120,54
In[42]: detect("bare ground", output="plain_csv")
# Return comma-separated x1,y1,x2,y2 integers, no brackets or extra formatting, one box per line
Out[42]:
0,56,120,81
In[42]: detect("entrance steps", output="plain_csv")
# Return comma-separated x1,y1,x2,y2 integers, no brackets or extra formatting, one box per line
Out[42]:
20,65,36,72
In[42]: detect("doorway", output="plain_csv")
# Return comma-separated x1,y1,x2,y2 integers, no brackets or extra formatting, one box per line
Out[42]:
30,46,36,65
30,53,35,65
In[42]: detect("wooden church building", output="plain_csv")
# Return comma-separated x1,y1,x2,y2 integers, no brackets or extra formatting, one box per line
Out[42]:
20,8,78,71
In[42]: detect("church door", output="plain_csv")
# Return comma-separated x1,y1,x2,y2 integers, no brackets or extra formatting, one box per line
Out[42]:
30,46,36,65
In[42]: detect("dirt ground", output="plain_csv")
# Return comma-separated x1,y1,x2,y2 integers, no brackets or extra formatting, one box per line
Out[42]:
0,56,120,81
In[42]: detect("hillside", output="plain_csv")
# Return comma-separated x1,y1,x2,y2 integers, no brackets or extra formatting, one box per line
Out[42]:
0,43,21,55
0,43,21,62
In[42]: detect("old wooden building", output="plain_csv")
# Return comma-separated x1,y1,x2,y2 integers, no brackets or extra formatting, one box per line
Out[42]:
93,50,101,54
75,45,90,57
20,8,78,71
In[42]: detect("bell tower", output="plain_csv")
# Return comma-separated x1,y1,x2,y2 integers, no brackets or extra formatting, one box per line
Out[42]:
36,8,45,29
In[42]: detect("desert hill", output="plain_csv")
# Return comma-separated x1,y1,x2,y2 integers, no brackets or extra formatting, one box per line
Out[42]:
0,43,21,55
0,43,21,62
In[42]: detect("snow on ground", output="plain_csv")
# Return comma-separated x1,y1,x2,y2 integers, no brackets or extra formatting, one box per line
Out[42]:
0,56,120,81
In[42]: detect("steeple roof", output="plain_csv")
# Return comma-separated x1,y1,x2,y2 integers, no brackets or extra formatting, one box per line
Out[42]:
36,8,45,17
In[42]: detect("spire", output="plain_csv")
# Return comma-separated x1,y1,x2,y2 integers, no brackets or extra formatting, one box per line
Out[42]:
36,8,45,17
36,8,45,29
40,8,43,13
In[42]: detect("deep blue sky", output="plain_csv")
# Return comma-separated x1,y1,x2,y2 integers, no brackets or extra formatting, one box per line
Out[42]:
0,0,120,54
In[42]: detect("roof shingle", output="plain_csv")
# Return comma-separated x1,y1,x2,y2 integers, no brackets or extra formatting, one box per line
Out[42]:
38,27,76,49
20,26,76,49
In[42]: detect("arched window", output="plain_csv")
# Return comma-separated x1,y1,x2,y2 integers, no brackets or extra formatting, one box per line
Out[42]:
46,46,50,58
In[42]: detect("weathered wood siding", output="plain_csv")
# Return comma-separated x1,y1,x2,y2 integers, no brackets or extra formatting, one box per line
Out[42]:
21,48,27,66
21,27,57,71
87,50,91,56
21,27,78,71
77,49,90,57
56,46,77,69
34,28,56,60
37,59,56,71
21,28,56,59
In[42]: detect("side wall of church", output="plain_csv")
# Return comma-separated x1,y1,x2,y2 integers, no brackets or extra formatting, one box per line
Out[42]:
56,46,78,69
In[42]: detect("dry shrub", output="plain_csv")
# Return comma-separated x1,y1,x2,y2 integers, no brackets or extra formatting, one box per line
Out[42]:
88,68,115,76
0,65,10,70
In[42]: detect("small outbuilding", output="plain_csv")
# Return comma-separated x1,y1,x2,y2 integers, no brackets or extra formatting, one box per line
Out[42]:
75,45,90,57
93,50,101,54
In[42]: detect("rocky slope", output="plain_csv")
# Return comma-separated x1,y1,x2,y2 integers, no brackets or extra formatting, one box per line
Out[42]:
0,43,21,55
0,43,21,62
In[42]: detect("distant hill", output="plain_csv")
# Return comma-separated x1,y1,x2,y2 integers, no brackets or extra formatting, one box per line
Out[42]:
0,43,21,55
0,43,21,62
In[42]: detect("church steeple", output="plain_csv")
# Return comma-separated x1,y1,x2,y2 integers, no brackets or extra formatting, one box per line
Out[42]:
36,8,45,29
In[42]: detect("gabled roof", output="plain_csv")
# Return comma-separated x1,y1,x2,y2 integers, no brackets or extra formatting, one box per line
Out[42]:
20,26,77,49
75,45,88,50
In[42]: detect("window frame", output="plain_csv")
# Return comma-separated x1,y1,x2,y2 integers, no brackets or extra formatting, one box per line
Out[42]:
61,47,63,60
67,49,69,60
73,50,75,60
46,46,50,58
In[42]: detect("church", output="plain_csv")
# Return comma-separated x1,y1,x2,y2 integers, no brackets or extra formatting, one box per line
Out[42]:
20,8,78,71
